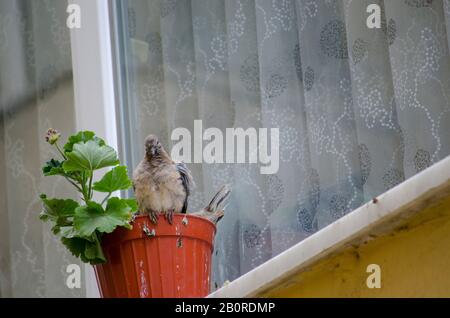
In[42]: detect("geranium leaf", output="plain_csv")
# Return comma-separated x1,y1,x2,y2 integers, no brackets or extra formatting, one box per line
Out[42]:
61,234,106,264
123,198,138,213
40,197,78,235
84,236,105,262
62,140,119,172
73,202,105,236
39,196,79,235
42,159,65,176
61,237,86,259
59,226,78,239
74,198,132,237
63,131,105,153
92,166,132,193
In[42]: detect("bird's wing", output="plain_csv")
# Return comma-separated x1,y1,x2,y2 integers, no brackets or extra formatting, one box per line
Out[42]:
176,162,194,213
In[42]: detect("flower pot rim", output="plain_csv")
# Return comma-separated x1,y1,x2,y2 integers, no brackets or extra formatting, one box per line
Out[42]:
133,213,216,226
101,213,217,249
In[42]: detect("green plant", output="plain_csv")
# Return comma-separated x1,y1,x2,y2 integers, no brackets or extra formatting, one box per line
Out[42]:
39,129,137,264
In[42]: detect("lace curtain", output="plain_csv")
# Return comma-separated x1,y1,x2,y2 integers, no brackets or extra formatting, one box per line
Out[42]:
121,0,450,289
0,0,85,297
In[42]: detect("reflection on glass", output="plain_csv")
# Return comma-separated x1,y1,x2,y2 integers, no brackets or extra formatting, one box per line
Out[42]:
0,0,83,297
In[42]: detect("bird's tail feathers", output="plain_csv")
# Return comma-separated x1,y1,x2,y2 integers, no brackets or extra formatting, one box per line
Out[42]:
211,210,225,224
189,184,231,224
206,184,231,213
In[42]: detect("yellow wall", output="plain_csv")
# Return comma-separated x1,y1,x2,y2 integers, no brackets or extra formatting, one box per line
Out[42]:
261,195,450,298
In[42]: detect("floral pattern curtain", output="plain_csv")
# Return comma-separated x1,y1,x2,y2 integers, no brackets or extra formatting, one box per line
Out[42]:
0,0,85,297
120,0,450,289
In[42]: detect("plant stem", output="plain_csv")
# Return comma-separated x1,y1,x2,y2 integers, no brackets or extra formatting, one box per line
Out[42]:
54,142,67,160
64,177,83,193
88,171,93,200
80,172,89,202
101,193,111,206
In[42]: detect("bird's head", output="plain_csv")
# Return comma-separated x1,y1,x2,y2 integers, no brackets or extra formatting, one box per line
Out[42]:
144,134,163,158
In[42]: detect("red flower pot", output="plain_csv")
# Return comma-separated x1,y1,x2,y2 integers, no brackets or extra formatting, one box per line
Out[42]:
94,214,216,298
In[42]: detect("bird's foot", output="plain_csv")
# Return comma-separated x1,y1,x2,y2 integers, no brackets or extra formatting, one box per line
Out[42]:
148,211,158,224
165,210,174,225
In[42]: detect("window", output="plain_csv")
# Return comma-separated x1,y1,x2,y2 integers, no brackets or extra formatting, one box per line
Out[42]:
1,0,450,297
110,0,450,290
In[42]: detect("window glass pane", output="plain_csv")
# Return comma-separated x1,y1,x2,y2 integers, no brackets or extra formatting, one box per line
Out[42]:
112,0,450,289
0,0,84,297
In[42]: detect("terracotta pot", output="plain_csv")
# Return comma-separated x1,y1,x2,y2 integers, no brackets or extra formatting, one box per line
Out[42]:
94,214,216,298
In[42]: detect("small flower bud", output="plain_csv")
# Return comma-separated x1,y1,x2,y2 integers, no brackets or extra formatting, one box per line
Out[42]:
45,128,60,145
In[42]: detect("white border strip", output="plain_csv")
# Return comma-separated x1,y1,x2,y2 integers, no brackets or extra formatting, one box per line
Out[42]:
69,0,117,149
69,0,117,298
209,156,450,298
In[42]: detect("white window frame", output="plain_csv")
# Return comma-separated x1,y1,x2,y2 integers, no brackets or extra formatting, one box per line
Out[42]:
67,0,450,299
69,0,118,298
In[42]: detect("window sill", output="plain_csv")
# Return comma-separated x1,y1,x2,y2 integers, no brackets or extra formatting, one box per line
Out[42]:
208,156,450,298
